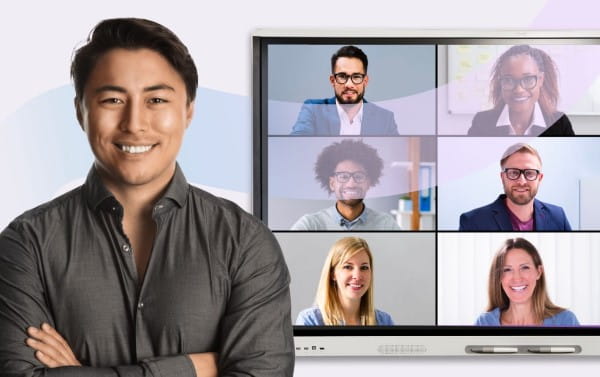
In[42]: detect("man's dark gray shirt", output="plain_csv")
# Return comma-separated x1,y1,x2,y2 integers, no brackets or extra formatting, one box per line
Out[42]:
0,165,294,376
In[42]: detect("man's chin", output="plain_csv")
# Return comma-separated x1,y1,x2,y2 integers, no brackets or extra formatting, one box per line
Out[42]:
335,94,363,105
507,194,534,206
338,199,364,207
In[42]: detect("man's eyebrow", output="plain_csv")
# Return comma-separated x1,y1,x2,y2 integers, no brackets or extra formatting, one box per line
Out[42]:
94,85,126,94
144,84,175,92
93,84,176,94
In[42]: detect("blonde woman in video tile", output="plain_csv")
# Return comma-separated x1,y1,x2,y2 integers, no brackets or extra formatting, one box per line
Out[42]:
296,237,393,325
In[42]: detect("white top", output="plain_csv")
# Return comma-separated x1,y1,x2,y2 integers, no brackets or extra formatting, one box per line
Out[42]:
495,102,547,136
336,99,364,135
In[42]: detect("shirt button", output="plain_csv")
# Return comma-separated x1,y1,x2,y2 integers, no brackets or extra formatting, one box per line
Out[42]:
138,302,144,309
122,244,130,253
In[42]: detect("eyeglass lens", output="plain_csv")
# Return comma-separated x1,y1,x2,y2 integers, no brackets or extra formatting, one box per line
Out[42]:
334,172,367,183
334,73,365,84
500,75,537,90
504,168,539,181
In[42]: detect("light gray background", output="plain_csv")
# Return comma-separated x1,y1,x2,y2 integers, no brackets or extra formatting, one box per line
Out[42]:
275,232,436,325
267,44,436,135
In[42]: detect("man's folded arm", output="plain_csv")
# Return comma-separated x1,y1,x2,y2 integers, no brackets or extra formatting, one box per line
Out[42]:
0,223,196,377
217,220,295,377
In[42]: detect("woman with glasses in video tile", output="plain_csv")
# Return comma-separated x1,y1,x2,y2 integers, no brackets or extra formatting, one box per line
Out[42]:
296,237,393,326
468,45,575,136
475,238,579,326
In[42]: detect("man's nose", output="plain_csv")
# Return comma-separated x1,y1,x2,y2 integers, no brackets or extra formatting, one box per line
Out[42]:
344,79,356,89
120,101,149,132
515,172,528,183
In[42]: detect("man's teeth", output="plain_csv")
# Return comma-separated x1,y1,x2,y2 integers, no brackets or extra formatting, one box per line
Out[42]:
511,285,527,291
121,145,153,154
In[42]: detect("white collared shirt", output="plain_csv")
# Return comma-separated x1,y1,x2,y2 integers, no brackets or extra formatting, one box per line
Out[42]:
496,102,547,136
336,99,364,135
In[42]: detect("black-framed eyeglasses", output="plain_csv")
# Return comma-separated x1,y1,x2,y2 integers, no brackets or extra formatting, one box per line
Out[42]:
332,171,368,183
499,75,538,90
503,168,540,181
333,72,366,85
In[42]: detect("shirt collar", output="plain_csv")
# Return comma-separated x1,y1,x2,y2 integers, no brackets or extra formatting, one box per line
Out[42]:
329,204,368,230
495,103,547,135
83,162,189,212
335,99,364,124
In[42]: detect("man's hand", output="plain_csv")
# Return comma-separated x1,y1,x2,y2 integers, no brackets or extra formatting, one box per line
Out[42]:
188,352,218,377
26,323,81,368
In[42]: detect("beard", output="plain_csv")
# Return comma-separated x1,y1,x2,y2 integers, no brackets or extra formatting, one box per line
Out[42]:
335,89,364,105
337,198,364,208
504,183,538,205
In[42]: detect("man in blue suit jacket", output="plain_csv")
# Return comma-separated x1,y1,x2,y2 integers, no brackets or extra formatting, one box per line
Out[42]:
290,45,398,136
459,194,571,231
459,143,571,231
291,97,399,135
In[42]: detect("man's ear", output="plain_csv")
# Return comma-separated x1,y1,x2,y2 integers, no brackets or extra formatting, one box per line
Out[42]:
186,101,195,129
74,97,84,131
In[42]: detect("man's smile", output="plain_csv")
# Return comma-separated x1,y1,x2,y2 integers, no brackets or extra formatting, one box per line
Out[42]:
116,143,156,154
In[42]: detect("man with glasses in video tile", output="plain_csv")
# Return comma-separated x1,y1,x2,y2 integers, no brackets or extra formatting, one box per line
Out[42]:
291,139,400,230
459,143,571,231
290,45,399,136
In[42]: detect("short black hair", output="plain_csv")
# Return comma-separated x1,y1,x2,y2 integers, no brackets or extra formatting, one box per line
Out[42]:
331,45,368,73
71,18,198,103
315,139,383,193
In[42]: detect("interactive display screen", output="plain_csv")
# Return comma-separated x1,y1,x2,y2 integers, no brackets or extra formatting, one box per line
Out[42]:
253,32,600,356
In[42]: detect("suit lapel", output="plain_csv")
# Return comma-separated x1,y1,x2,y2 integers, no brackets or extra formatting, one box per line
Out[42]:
361,102,371,135
491,196,513,230
325,97,341,135
533,200,546,230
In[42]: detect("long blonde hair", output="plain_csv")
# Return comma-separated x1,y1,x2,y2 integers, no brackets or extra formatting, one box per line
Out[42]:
315,237,376,325
487,237,565,323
